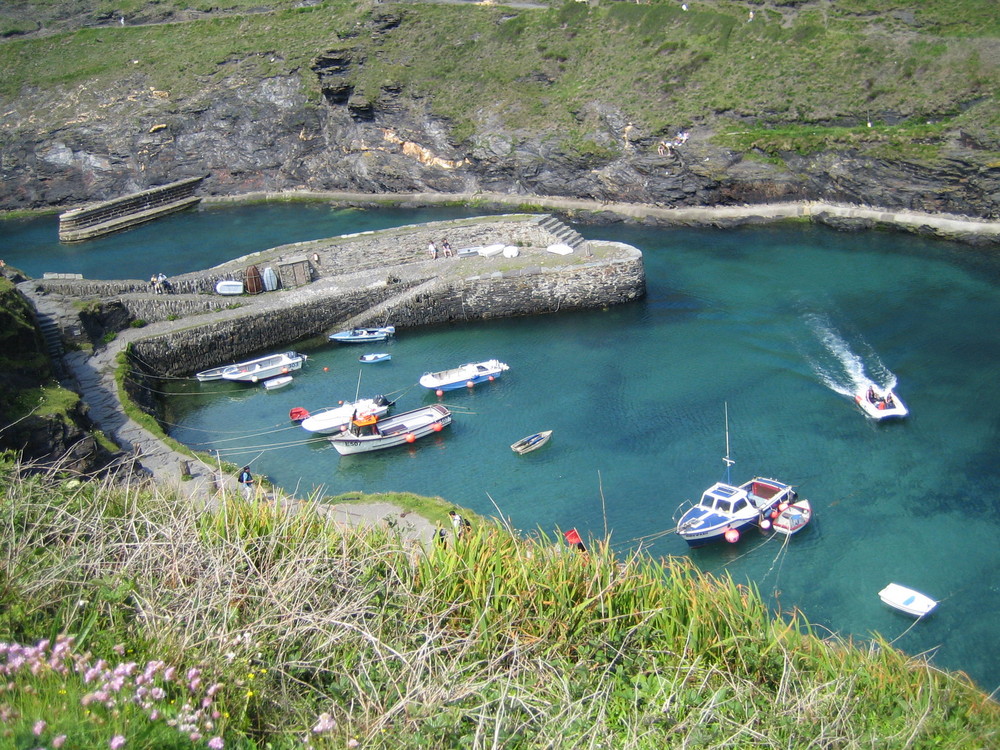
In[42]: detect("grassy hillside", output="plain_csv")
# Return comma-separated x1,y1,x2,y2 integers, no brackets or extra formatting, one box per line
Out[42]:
2,452,998,748
1,0,997,162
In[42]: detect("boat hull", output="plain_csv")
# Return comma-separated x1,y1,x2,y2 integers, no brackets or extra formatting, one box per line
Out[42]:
419,360,509,391
772,499,812,535
215,279,244,295
300,398,391,435
360,353,391,363
879,583,937,617
221,352,306,383
329,326,395,344
677,477,796,547
511,430,552,454
329,404,451,455
855,387,908,420
263,375,293,390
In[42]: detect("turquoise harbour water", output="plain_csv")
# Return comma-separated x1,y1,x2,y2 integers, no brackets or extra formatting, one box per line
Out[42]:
3,204,1000,696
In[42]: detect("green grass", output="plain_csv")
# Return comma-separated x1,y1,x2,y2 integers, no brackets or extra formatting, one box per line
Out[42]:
1,451,998,748
2,0,997,158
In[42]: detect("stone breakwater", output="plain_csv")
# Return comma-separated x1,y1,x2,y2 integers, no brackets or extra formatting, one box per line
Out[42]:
28,213,645,380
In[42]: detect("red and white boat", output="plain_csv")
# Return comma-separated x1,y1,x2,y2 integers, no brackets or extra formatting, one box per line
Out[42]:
855,385,908,420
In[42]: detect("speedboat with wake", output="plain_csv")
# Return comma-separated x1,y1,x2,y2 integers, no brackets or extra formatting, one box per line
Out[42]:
855,384,908,420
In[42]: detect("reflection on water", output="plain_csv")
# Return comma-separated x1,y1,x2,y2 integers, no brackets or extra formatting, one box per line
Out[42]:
4,208,1000,695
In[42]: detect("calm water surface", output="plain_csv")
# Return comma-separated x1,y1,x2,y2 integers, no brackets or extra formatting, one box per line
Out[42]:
4,205,999,696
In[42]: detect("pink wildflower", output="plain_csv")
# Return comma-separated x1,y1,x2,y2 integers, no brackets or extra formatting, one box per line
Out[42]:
208,738,224,750
110,735,126,749
53,735,67,748
33,719,46,736
312,713,336,734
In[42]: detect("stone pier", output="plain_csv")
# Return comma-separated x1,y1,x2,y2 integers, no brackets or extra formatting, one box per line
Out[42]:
58,176,206,242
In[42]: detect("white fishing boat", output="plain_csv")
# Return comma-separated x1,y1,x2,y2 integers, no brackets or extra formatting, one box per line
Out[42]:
511,430,552,455
359,353,391,364
878,583,937,617
328,404,452,455
855,384,908,420
675,404,798,547
262,375,293,390
419,359,509,391
299,396,393,435
218,351,307,383
328,326,395,344
771,498,812,535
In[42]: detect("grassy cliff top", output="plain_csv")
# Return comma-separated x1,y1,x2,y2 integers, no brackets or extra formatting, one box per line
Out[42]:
2,0,997,153
2,452,998,748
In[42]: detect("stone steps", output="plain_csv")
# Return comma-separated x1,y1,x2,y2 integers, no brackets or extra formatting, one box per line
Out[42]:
537,215,588,254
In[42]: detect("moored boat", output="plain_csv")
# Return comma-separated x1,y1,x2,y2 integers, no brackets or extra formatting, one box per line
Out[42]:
219,351,307,383
676,477,798,547
359,353,391,364
329,326,396,344
771,498,812,535
195,365,230,382
328,403,452,455
511,430,552,455
300,396,393,435
419,359,509,391
878,583,937,617
855,384,908,420
262,375,293,390
675,404,798,547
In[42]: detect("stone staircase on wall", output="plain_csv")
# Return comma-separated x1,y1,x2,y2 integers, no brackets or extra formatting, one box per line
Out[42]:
538,216,589,255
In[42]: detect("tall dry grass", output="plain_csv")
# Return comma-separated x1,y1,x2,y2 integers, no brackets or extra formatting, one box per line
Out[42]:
1,452,997,748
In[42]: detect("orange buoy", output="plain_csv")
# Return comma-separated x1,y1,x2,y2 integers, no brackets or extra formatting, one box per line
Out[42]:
488,375,495,381
431,422,443,432
405,433,416,443
323,367,329,372
724,528,740,543
466,380,475,388
436,389,444,397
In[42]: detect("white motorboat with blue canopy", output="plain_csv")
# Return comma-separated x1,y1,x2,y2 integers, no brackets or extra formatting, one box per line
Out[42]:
419,359,509,391
675,404,798,547
676,477,797,547
329,326,395,344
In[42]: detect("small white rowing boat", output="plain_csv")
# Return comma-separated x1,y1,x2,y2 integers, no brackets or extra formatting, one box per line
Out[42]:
772,498,812,535
878,583,937,617
360,353,391,364
511,430,552,455
262,375,293,390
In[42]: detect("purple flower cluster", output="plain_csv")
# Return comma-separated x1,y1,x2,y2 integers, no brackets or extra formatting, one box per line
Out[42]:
0,635,225,748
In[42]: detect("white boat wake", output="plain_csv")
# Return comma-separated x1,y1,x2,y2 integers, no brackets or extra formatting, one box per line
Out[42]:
802,314,897,398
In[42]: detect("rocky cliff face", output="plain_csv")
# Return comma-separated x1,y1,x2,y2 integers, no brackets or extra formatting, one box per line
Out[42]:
2,13,998,219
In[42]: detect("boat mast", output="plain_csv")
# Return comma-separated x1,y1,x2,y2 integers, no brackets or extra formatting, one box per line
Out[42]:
723,402,735,483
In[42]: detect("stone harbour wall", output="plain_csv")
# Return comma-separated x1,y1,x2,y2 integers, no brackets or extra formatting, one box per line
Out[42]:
387,248,645,327
129,281,418,377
